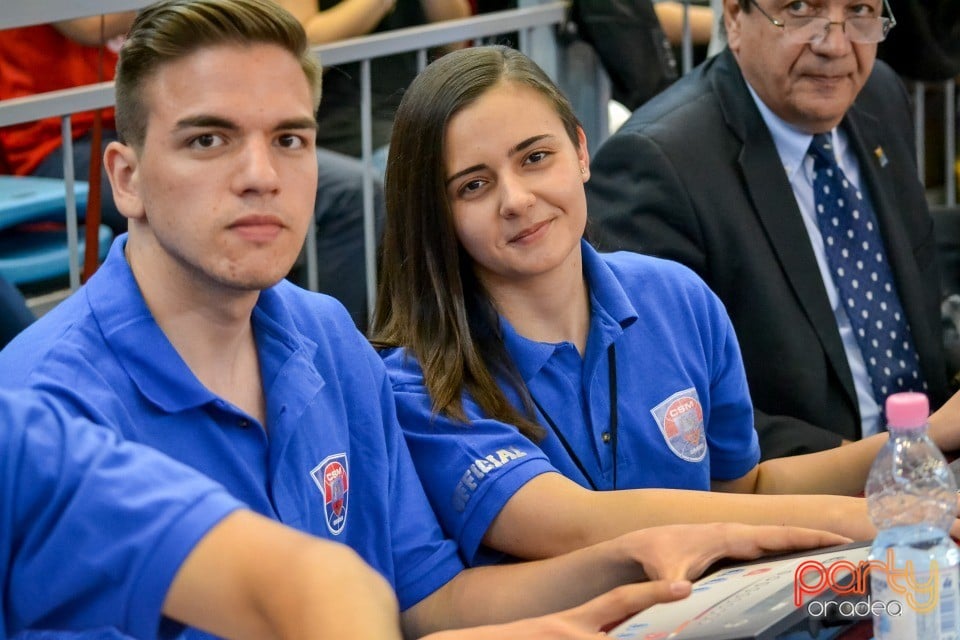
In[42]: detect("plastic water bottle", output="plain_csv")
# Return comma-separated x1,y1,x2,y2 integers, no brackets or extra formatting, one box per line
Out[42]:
866,392,960,639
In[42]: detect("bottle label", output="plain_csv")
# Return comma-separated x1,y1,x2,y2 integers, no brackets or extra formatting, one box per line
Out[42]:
872,564,960,639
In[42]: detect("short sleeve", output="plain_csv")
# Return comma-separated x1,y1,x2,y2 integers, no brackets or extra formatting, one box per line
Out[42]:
382,349,556,565
2,393,243,638
700,286,760,480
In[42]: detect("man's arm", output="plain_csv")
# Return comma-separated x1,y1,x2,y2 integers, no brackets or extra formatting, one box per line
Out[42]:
52,12,136,46
653,2,714,45
276,0,398,44
277,0,471,46
420,0,472,23
165,510,401,640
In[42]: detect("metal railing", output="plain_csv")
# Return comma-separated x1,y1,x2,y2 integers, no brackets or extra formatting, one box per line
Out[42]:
0,0,150,29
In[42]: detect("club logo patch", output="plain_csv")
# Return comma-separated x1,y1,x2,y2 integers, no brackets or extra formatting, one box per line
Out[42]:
310,453,349,535
650,388,706,462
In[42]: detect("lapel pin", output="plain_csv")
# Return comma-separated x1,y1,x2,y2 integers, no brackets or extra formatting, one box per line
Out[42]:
874,146,888,168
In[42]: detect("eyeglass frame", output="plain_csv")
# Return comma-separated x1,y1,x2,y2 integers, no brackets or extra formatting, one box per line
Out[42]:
747,0,897,44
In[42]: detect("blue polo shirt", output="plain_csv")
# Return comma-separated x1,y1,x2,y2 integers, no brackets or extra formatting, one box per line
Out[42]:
1,390,242,639
383,241,759,564
0,236,464,621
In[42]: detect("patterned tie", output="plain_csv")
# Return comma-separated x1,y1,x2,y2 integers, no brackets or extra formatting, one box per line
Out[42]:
808,132,925,409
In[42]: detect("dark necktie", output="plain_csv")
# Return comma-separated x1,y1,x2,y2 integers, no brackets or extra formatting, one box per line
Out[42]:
808,132,924,409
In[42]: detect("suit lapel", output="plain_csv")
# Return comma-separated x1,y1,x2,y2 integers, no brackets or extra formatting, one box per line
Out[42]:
712,52,859,408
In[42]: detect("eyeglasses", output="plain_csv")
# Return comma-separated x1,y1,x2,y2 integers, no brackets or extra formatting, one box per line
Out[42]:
749,0,896,44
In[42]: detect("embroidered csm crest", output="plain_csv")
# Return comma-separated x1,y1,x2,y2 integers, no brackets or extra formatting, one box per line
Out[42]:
650,388,706,462
311,453,349,535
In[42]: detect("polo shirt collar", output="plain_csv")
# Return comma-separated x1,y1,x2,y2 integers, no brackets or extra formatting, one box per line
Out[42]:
501,240,638,382
86,235,321,414
252,282,325,430
582,239,638,336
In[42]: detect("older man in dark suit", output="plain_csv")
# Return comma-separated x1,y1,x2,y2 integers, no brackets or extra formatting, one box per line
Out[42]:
585,0,949,460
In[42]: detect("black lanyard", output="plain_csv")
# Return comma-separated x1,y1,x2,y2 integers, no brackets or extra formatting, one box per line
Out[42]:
530,343,618,490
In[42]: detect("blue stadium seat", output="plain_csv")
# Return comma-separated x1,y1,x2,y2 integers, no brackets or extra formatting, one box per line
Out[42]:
0,175,112,285
0,175,89,228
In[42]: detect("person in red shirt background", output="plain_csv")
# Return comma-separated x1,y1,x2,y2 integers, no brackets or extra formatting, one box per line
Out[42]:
0,14,135,232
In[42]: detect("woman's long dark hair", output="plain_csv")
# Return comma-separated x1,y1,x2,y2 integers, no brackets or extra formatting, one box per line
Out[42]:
370,45,581,441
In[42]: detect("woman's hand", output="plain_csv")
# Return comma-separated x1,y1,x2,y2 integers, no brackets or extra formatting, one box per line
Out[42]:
616,522,851,582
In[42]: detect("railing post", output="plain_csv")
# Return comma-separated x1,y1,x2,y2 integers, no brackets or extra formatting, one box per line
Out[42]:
60,116,81,291
681,0,694,75
359,59,377,324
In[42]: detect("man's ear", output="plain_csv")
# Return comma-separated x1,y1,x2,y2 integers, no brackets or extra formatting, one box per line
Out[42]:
103,140,145,221
725,0,744,52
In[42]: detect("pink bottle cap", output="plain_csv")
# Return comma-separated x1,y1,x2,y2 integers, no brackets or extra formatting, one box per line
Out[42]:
885,392,930,430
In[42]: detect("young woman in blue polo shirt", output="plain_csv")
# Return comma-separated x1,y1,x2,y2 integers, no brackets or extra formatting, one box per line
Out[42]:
371,44,960,566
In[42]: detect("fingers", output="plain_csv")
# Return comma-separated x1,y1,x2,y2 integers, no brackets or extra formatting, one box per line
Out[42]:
686,524,852,579
755,525,852,553
563,580,692,631
634,523,851,584
661,525,852,585
652,563,691,582
725,524,851,559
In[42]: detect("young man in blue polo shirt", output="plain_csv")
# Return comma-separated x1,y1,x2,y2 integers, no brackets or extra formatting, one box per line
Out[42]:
0,389,401,639
0,1,847,637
